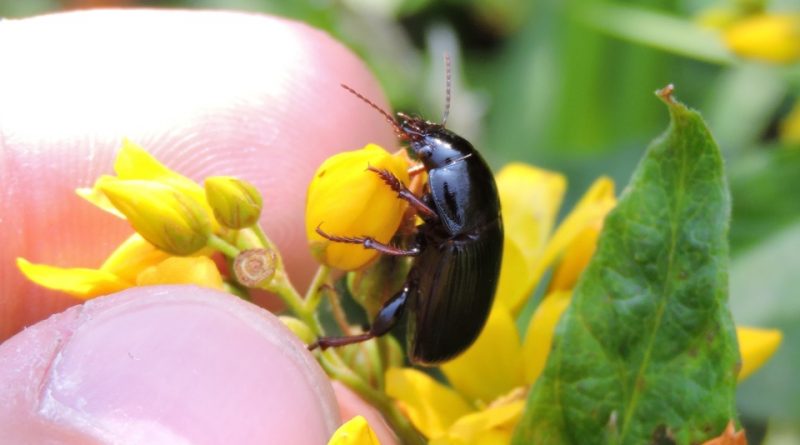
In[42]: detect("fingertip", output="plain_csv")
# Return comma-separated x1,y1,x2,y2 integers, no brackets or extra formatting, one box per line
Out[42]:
0,285,339,444
0,9,398,340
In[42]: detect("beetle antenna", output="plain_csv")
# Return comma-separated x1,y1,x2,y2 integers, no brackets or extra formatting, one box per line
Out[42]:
340,84,406,139
441,54,452,127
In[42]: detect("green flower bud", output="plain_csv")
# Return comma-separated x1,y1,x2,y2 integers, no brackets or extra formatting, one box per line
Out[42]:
278,316,315,344
204,176,263,229
99,178,211,255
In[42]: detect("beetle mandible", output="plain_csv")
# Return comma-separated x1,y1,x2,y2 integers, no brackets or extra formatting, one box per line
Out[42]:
309,60,503,365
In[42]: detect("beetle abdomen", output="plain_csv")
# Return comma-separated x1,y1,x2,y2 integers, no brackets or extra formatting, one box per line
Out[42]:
407,219,503,365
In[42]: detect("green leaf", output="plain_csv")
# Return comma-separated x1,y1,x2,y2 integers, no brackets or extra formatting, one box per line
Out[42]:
513,88,739,445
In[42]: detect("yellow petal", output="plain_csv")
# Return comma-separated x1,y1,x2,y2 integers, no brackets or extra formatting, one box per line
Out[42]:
136,256,224,290
447,400,525,444
100,234,171,282
724,14,800,63
512,177,615,313
113,140,217,230
99,178,211,256
327,416,381,445
521,290,572,385
385,367,473,439
306,144,410,270
441,302,524,404
76,177,126,219
495,236,531,312
737,326,782,381
114,138,179,180
17,257,131,299
547,221,602,293
431,428,508,445
496,162,565,270
495,163,566,312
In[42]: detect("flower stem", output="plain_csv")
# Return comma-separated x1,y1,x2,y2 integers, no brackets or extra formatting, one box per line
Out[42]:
244,226,324,337
208,234,240,257
303,265,331,312
252,224,274,252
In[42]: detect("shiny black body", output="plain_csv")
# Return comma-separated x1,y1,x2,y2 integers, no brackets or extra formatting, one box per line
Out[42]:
309,99,503,365
403,122,503,364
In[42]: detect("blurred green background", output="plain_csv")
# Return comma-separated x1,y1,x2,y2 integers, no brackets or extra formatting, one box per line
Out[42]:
2,0,798,443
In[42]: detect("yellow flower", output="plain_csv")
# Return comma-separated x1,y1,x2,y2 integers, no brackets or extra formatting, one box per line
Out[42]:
18,141,233,298
386,163,783,443
75,140,224,255
306,144,411,271
328,416,381,445
99,178,211,255
723,13,800,63
78,139,215,224
17,234,224,299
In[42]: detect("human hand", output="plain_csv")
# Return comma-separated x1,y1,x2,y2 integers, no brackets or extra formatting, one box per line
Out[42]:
0,9,398,444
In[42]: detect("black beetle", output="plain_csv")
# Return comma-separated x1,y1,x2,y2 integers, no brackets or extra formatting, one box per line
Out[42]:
309,68,503,365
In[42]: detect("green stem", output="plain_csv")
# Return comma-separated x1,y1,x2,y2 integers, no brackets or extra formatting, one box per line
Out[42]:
304,265,331,312
252,224,274,251
208,234,241,257
263,270,321,335
366,340,385,390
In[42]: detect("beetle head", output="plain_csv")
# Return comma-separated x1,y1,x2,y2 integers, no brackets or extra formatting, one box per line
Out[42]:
397,112,473,170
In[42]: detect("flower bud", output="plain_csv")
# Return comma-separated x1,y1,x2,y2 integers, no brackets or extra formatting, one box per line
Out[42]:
99,178,211,255
278,316,315,344
306,144,411,270
204,176,263,229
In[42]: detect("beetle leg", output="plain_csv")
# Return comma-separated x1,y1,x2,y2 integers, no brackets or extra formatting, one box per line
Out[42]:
367,166,438,221
308,285,410,351
316,225,420,256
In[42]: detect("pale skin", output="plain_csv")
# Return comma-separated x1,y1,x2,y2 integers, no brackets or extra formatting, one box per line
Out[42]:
0,9,398,444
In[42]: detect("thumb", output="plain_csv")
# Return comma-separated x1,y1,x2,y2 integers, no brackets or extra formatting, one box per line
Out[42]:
0,285,341,444
0,9,397,341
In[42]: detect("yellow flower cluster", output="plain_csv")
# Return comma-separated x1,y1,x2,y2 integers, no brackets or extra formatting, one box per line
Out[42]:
17,140,264,298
